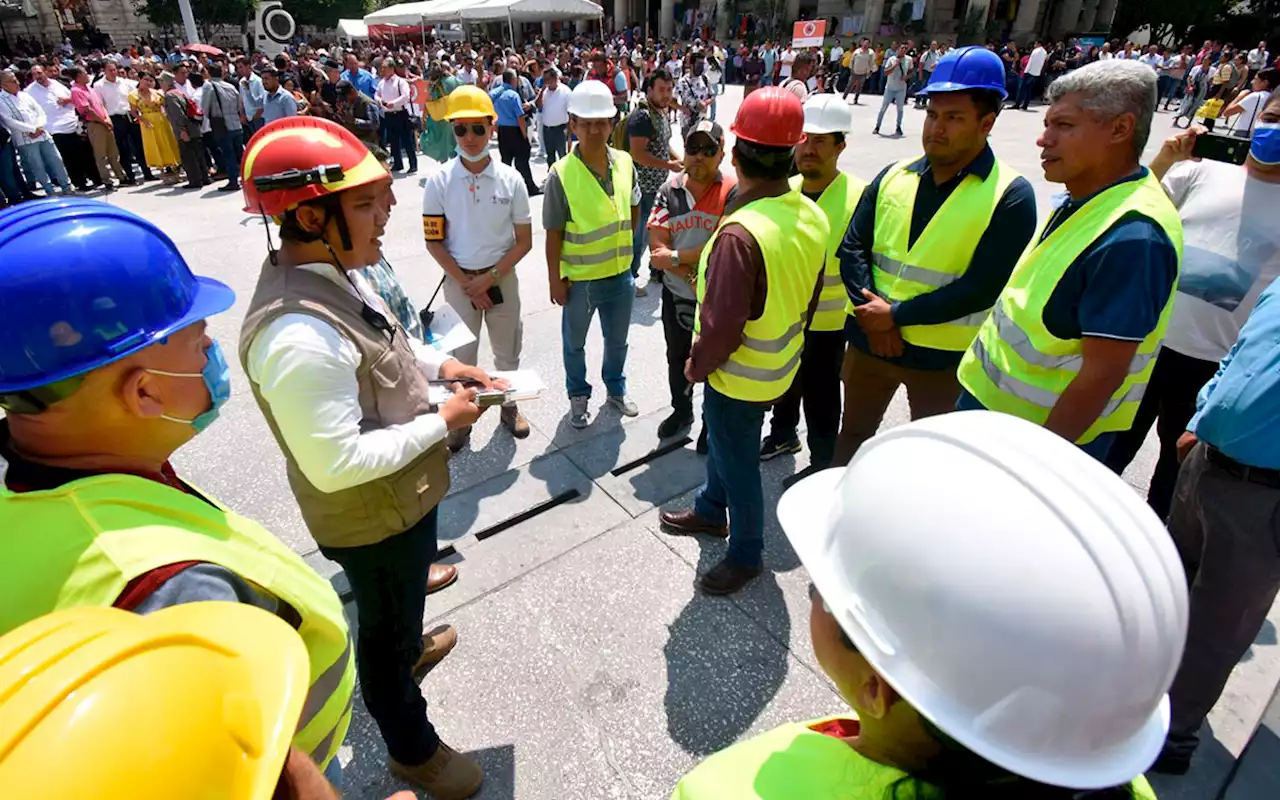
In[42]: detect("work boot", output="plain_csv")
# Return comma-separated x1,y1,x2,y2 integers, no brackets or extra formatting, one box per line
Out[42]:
659,508,728,539
657,407,694,439
759,433,801,461
389,742,483,799
500,404,530,438
698,558,763,595
446,425,471,453
411,624,458,683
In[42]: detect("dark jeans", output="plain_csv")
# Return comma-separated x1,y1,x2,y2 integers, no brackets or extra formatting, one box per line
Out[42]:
318,509,441,766
660,285,695,413
631,191,656,278
110,113,151,179
769,329,845,469
696,385,769,568
1015,73,1041,109
52,131,98,188
1163,444,1280,762
0,142,25,203
244,117,265,137
1104,347,1219,520
956,389,1116,461
496,125,537,194
384,110,417,172
212,129,244,188
543,123,568,164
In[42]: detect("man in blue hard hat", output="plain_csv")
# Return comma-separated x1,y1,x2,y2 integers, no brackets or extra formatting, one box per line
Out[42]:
0,198,357,782
834,46,1039,465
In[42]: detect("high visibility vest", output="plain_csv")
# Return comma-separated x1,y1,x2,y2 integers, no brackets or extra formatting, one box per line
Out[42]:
958,172,1183,444
0,475,355,769
868,157,1020,351
671,717,1160,799
790,171,866,332
695,191,828,402
553,148,635,281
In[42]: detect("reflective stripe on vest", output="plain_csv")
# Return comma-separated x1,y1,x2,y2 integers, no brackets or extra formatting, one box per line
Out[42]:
867,156,1019,351
0,475,355,769
553,147,634,281
789,171,866,332
694,193,829,402
958,171,1183,444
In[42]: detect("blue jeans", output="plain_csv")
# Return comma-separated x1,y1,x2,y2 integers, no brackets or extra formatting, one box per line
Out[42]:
956,389,1115,461
631,191,656,278
695,385,768,568
1015,73,1040,109
876,87,906,131
543,123,568,164
17,139,70,193
562,269,634,398
213,129,244,187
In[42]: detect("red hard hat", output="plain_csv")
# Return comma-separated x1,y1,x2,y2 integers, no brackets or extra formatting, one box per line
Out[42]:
730,87,806,147
241,117,389,217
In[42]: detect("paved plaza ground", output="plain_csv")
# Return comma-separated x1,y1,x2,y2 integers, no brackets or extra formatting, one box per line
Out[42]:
20,85,1280,798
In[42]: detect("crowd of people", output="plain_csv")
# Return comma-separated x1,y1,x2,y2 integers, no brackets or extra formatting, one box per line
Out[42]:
0,23,1279,800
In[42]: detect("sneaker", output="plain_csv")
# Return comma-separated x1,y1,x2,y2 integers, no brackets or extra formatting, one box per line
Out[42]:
657,408,694,439
895,127,904,136
635,283,648,298
569,396,590,428
759,433,802,461
607,394,639,416
445,425,471,453
389,742,484,799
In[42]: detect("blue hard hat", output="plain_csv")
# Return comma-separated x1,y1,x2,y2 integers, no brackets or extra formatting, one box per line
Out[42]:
0,199,235,393
919,45,1009,100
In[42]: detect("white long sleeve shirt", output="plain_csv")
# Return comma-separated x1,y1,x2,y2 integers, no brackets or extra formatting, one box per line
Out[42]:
93,76,137,116
375,75,411,111
25,79,79,135
245,263,449,495
0,89,50,144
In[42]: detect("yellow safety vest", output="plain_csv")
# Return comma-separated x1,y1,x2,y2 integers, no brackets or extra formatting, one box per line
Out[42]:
958,171,1183,444
672,716,1160,799
553,147,635,281
695,191,828,402
790,171,866,332
868,157,1020,351
0,475,355,769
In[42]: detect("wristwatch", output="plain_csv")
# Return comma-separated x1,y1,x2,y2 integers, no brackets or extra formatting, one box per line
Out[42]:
488,267,500,281
669,251,680,270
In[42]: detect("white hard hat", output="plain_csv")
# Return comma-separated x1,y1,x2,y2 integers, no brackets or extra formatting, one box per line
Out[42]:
778,411,1187,790
801,93,853,134
568,79,617,119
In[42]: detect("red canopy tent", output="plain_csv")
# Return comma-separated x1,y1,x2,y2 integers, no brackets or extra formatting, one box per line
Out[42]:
367,23,433,41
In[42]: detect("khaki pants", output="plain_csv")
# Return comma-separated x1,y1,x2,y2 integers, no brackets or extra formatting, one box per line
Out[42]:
441,268,522,371
86,120,126,184
833,345,961,465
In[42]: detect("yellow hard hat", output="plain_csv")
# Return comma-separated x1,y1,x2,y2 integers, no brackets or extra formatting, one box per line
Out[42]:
0,603,310,800
444,84,497,120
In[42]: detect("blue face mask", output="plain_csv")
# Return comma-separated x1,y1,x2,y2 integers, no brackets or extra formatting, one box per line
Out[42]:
456,145,489,162
1250,122,1280,167
147,339,232,433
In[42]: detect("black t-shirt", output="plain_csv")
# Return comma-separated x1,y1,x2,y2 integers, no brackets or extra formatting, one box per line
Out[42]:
299,66,317,95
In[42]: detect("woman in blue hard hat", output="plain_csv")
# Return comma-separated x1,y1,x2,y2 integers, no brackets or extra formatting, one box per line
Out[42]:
0,198,357,780
672,412,1183,799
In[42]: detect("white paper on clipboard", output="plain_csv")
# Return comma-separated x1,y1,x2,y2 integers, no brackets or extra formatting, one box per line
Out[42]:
426,369,546,406
422,302,477,354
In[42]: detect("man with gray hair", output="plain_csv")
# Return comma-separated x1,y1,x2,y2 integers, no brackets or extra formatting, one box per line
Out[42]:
957,59,1183,462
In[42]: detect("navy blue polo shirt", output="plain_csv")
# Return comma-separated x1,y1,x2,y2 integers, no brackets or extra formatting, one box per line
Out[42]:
838,144,1039,370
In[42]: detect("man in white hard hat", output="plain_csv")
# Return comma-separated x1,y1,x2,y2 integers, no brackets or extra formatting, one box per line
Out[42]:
543,79,642,429
673,411,1185,799
760,94,865,479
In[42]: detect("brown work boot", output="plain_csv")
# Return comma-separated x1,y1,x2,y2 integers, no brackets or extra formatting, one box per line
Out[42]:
659,508,729,539
445,425,471,454
390,742,484,799
411,624,458,683
500,404,530,438
427,562,458,595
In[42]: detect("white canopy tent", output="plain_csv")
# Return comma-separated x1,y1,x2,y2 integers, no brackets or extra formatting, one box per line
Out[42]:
364,0,602,26
336,18,369,42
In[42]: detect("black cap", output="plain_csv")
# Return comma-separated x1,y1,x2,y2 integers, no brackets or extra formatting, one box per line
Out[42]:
684,119,723,146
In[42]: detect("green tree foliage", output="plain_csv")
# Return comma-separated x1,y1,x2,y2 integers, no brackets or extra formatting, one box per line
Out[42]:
1109,0,1230,45
288,0,371,29
133,0,370,38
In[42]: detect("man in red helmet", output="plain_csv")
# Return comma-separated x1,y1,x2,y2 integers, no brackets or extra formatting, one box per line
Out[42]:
659,87,829,595
237,117,495,799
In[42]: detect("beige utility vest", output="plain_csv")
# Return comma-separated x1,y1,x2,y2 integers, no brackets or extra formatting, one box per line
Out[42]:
239,261,450,548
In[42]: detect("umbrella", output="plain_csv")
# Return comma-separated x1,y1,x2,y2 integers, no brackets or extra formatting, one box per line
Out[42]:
182,43,224,57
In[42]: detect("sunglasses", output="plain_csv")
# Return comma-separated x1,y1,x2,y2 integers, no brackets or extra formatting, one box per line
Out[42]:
453,123,487,138
686,143,717,157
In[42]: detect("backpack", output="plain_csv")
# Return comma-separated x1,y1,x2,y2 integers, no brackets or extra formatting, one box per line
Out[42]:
610,98,649,152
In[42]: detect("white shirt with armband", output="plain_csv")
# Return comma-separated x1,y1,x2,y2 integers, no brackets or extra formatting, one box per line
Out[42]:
245,262,451,495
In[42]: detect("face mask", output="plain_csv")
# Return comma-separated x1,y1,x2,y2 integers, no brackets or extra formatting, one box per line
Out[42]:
456,144,489,162
1250,122,1280,167
146,339,232,433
